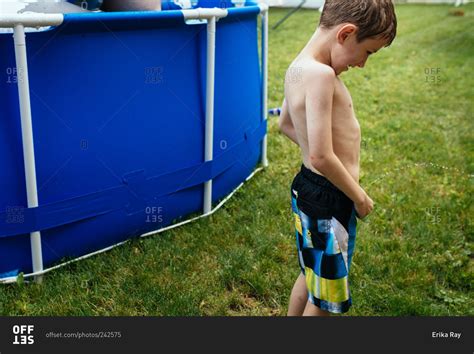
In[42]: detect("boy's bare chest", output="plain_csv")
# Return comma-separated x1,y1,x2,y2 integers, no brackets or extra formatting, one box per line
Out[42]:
332,79,360,134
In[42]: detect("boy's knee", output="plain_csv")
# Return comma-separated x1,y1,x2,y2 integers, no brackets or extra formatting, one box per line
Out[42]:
303,300,331,317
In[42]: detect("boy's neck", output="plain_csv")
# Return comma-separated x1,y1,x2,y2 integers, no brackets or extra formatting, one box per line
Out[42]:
301,27,333,68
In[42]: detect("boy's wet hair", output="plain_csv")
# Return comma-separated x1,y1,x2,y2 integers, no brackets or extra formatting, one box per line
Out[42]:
320,0,397,46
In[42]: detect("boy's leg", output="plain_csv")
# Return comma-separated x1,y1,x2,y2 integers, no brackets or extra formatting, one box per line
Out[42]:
302,299,331,317
287,272,307,316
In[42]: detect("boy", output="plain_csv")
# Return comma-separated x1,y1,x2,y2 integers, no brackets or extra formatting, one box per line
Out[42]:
279,0,397,316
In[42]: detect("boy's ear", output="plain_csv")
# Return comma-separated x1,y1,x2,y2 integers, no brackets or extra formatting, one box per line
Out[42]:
337,24,358,44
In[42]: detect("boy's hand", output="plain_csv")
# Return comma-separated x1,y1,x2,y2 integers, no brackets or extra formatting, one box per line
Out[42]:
355,193,374,220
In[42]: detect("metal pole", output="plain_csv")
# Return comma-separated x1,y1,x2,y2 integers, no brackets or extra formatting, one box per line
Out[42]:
203,16,216,214
272,0,306,30
261,7,269,167
13,24,44,284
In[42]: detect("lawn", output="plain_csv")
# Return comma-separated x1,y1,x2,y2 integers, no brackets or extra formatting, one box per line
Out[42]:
1,4,472,316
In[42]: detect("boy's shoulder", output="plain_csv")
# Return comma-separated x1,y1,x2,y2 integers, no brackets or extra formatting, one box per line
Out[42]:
286,58,336,88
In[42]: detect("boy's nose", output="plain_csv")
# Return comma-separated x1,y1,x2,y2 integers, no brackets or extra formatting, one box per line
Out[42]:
357,59,367,68
357,57,368,68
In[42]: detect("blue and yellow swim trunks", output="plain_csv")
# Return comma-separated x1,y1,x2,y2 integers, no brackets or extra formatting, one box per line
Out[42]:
291,164,358,314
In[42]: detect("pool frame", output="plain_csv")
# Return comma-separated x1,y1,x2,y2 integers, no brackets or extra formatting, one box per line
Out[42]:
0,5,269,283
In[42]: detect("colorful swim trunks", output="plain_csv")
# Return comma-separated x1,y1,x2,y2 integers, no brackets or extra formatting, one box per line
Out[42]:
291,164,357,314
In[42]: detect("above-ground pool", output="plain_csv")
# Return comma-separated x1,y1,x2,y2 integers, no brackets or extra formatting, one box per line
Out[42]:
0,1,269,282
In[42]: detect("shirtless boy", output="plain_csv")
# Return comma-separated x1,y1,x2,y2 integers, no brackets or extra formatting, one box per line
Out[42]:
279,0,397,316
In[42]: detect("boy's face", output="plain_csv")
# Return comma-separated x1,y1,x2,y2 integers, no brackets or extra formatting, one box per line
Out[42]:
331,24,388,75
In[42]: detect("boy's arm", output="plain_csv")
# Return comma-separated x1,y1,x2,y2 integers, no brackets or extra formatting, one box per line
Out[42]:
305,68,367,204
278,99,299,146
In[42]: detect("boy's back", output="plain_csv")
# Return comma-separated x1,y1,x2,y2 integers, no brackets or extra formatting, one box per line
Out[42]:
279,0,397,316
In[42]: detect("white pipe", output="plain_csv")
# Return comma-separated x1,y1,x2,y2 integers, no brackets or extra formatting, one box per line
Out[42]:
258,3,269,12
0,14,63,28
0,167,264,284
0,10,230,29
181,8,228,20
260,6,269,167
13,24,44,284
203,16,216,214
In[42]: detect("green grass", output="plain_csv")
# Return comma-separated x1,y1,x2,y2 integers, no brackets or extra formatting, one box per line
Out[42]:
1,4,473,316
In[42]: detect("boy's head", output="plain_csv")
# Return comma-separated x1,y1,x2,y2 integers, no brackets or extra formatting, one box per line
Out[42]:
318,0,397,75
